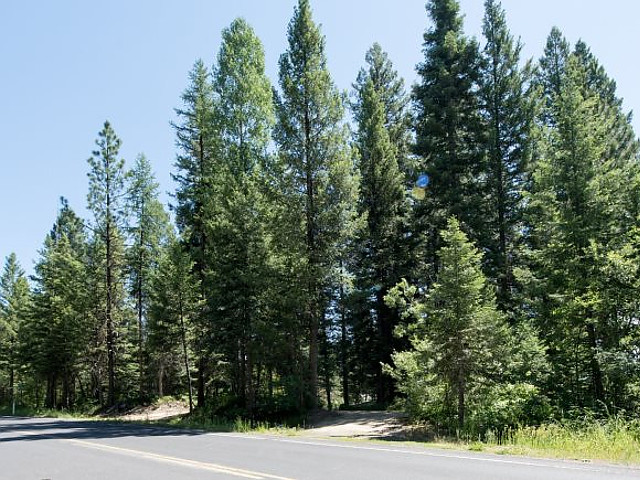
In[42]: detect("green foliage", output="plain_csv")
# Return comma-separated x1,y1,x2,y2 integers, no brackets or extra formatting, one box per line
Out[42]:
172,59,217,247
171,58,218,408
386,219,518,434
126,154,171,399
488,417,640,464
350,48,410,404
87,121,132,406
537,27,570,114
148,240,201,411
527,39,640,413
6,1,640,443
479,0,535,313
214,18,274,174
0,253,30,406
208,17,277,414
413,0,486,276
274,0,359,409
353,43,413,179
23,199,90,409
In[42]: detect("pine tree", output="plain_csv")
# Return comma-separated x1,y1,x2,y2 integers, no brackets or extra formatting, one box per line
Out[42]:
529,55,608,409
172,59,218,408
571,41,640,410
386,218,509,432
353,43,413,178
413,0,486,280
275,0,359,409
26,199,90,408
210,17,276,414
148,240,200,412
172,59,217,278
537,27,570,124
0,253,30,407
572,40,640,180
529,37,640,411
479,0,534,314
126,154,170,399
87,121,128,406
352,75,407,404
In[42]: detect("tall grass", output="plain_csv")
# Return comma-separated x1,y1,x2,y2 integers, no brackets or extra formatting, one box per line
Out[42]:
480,417,640,463
163,410,300,435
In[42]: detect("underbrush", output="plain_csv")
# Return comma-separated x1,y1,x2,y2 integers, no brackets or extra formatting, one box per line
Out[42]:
401,416,640,464
165,406,302,435
480,417,640,463
0,404,93,418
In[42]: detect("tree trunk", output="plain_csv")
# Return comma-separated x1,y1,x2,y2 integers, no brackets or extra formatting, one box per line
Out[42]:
106,212,116,407
457,373,465,434
9,365,14,408
376,287,394,405
586,322,604,406
304,95,319,411
339,266,350,407
240,341,247,406
308,301,319,410
62,371,70,409
158,362,164,398
35,379,41,409
247,349,255,423
137,226,145,400
492,54,510,313
197,357,205,408
179,299,194,414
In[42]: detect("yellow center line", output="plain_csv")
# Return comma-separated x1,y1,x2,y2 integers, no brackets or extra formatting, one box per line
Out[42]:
67,438,296,480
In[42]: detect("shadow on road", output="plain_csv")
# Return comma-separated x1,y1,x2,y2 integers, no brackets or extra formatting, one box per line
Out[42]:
0,416,200,443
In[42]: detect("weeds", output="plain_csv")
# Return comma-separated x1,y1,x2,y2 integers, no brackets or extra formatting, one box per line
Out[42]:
484,417,640,463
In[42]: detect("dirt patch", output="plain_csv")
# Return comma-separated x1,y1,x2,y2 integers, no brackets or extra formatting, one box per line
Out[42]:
114,400,190,422
302,410,409,438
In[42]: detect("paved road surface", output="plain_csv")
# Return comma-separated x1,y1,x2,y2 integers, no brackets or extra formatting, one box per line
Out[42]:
1,416,639,479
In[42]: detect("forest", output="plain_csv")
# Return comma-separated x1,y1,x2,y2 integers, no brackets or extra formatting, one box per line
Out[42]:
1,0,640,438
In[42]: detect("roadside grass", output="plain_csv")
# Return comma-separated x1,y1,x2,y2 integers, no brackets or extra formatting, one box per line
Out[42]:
345,417,640,465
480,418,640,464
0,404,92,419
158,411,302,436
4,402,639,464
159,411,640,464
0,401,301,436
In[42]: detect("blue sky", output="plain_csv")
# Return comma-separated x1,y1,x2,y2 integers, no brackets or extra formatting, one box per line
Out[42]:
1,1,639,274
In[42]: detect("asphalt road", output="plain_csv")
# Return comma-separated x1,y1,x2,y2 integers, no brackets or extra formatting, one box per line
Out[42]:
1,416,639,480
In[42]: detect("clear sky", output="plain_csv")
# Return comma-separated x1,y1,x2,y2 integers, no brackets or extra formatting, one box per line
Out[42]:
1,1,639,274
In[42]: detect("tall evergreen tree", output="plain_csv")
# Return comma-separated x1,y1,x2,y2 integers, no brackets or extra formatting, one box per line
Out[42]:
126,154,170,399
87,121,128,406
172,59,218,407
537,27,570,124
210,17,276,414
529,36,640,412
413,0,486,280
529,55,609,409
479,0,534,314
0,253,29,406
352,75,407,403
353,43,413,178
148,240,200,412
26,199,90,408
386,218,509,432
572,40,640,171
275,0,359,409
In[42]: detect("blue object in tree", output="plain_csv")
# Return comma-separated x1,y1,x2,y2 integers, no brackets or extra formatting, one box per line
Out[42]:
417,173,429,188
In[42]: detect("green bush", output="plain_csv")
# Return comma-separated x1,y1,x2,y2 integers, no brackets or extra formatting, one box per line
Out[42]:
467,383,552,439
